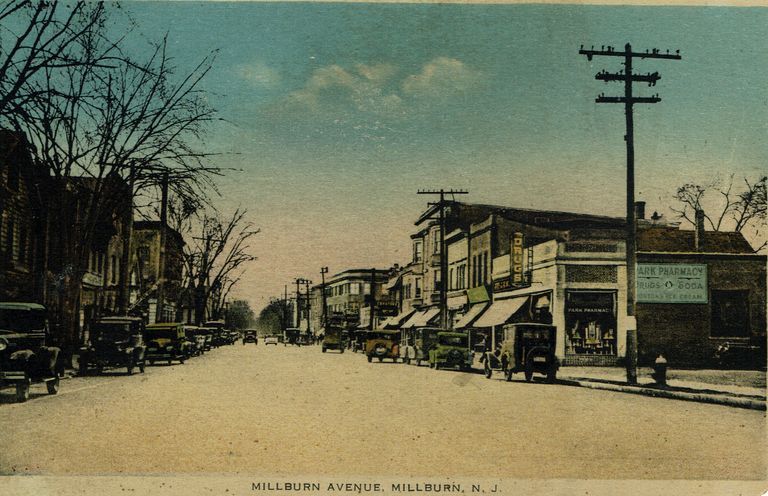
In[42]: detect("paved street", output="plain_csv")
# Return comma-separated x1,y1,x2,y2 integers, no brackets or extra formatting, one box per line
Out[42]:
1,344,764,479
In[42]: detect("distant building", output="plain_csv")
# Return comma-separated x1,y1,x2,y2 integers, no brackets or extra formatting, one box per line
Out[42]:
310,268,392,332
129,221,186,323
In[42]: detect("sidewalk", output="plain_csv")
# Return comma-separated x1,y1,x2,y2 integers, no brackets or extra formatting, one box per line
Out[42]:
556,366,766,410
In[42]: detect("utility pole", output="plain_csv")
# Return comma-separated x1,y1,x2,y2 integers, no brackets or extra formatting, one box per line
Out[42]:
155,172,169,323
417,189,469,329
369,268,377,330
320,267,329,329
304,279,312,335
295,279,301,328
579,43,681,384
118,162,136,315
283,284,288,333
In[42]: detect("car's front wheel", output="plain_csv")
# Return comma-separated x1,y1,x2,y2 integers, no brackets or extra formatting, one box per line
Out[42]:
16,380,30,402
47,376,60,394
367,355,372,363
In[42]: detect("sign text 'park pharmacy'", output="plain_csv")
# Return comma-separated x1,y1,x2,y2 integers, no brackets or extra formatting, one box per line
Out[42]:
636,264,708,304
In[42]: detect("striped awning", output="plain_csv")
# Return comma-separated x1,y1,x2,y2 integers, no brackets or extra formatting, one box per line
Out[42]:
473,297,528,328
454,303,488,329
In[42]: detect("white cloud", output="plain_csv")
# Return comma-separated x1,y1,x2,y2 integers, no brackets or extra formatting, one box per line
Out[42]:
402,57,481,98
236,61,281,88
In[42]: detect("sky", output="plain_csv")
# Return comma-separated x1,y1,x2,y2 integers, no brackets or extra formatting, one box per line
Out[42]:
117,2,767,313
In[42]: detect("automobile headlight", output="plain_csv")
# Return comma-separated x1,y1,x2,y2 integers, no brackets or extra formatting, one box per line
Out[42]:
0,338,8,351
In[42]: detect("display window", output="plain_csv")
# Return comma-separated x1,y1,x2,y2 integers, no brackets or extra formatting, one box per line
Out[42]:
565,290,617,356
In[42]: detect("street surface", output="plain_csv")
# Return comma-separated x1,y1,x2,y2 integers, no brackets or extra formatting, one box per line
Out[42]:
1,344,764,479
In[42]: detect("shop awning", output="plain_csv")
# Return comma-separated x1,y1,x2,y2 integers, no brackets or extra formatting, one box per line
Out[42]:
473,296,528,328
401,307,440,329
381,309,416,329
454,303,489,329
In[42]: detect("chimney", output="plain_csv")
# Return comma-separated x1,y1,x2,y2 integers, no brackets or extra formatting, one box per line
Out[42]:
634,201,646,220
694,209,705,251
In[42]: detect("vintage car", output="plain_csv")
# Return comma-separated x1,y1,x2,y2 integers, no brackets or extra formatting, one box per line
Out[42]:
284,327,302,346
400,327,440,366
365,330,400,363
243,330,258,345
79,316,146,375
483,323,558,382
196,327,214,351
184,325,207,355
264,335,279,345
0,302,62,402
429,332,473,371
322,320,346,353
144,322,191,365
204,321,229,347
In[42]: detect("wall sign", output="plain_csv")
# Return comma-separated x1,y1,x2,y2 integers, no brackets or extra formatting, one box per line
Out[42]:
637,264,708,304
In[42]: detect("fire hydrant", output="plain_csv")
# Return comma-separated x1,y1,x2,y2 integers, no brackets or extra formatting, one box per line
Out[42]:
651,355,668,387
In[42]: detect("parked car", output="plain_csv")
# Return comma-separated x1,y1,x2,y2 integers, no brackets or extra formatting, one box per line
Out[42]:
264,335,279,346
79,316,146,375
196,327,214,351
483,323,558,382
401,327,440,366
184,325,207,356
204,321,229,347
243,330,258,345
0,302,62,402
144,322,191,365
365,330,400,363
429,332,473,371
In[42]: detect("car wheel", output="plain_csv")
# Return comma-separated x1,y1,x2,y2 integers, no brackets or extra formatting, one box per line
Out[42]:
524,364,534,382
127,360,134,375
47,377,60,395
322,347,327,353
367,355,372,363
416,359,421,367
377,356,383,362
484,361,492,379
180,356,186,364
167,359,173,365
546,366,557,384
79,360,88,376
139,362,146,373
505,368,513,382
433,363,440,371
16,381,30,402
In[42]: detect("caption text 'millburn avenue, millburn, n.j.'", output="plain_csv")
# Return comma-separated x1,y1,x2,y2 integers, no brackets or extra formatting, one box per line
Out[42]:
252,482,500,493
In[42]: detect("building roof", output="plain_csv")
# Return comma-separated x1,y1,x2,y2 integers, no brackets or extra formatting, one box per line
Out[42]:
637,227,757,254
133,220,185,247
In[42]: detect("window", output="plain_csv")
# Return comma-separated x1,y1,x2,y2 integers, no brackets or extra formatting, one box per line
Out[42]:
17,224,26,264
350,283,360,295
711,290,750,338
415,278,422,298
6,216,15,259
449,268,454,290
404,283,412,299
413,241,423,263
433,235,440,254
471,255,477,287
434,270,441,291
111,255,117,284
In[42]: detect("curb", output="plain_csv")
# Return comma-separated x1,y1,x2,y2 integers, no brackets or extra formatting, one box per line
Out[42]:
557,378,766,411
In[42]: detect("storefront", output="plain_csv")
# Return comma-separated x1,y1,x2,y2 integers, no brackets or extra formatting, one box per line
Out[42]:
564,290,617,357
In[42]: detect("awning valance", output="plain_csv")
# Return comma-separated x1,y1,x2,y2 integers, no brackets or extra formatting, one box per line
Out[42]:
454,303,488,329
473,296,528,328
401,307,440,329
381,309,416,329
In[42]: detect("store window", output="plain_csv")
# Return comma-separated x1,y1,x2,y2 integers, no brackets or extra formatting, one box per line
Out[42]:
711,290,749,337
565,291,617,356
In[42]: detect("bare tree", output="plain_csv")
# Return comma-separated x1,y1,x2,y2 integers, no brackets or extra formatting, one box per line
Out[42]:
10,8,223,348
672,174,767,252
0,1,110,122
183,208,259,324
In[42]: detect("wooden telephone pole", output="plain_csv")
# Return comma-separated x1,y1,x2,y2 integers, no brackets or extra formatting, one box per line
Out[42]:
579,43,681,384
417,189,469,329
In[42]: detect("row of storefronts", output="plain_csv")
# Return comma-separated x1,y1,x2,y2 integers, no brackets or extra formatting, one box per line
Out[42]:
319,201,765,368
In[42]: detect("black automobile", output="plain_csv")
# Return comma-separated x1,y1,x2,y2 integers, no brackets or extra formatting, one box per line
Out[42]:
204,320,229,347
0,302,62,402
243,330,258,345
483,323,559,382
79,316,146,375
144,323,191,365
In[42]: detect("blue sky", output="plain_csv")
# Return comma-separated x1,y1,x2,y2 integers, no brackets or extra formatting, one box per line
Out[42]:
119,2,767,310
